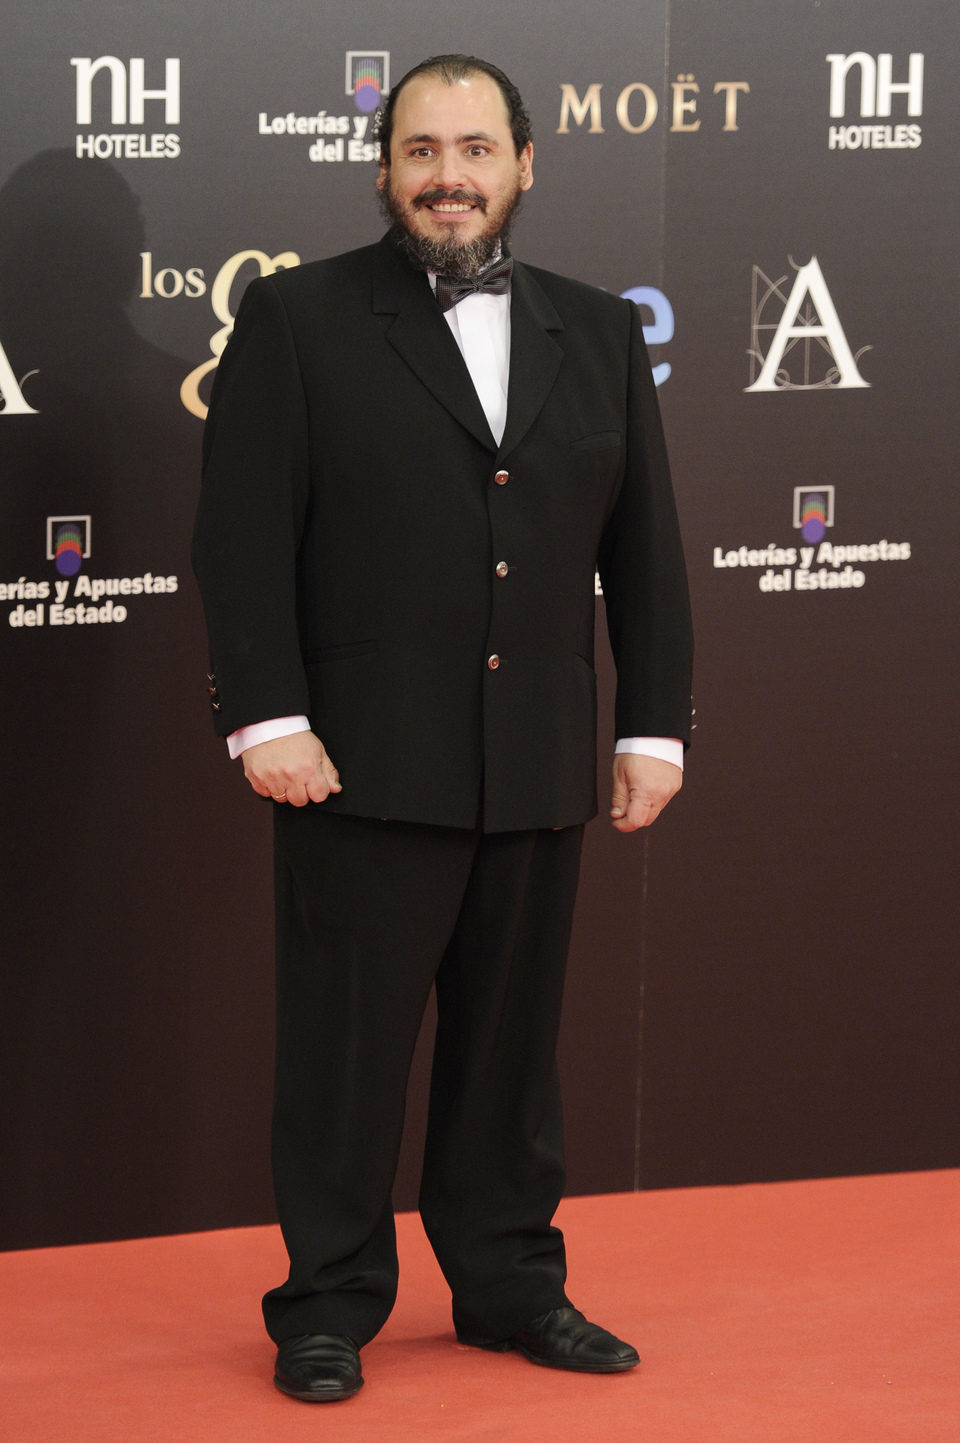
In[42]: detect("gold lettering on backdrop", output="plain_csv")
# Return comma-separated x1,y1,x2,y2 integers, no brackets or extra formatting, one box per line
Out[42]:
670,75,701,132
180,250,300,420
714,81,750,131
556,83,605,133
615,83,657,134
558,76,749,134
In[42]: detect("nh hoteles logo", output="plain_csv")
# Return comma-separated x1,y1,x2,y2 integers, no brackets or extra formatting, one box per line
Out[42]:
71,55,181,158
826,51,923,150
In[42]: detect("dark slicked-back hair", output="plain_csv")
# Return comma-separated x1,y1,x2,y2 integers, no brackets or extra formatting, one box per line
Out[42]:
375,54,532,162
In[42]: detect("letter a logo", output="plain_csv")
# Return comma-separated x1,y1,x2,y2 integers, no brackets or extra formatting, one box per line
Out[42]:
0,337,39,414
746,256,871,391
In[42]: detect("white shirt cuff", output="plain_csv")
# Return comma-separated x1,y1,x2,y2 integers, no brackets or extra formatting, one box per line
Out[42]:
227,715,311,760
615,736,684,770
228,720,682,772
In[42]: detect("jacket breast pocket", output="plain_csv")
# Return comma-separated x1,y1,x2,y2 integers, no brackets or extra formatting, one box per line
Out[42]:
304,638,379,663
570,430,622,454
567,431,623,503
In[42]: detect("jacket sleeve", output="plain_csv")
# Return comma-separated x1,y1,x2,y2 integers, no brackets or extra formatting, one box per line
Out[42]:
191,276,312,736
597,299,694,746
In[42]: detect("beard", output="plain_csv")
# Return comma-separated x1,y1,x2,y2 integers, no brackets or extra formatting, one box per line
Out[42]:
378,179,524,279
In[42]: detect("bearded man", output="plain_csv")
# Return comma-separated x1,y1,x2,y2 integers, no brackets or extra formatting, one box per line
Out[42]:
193,53,692,1403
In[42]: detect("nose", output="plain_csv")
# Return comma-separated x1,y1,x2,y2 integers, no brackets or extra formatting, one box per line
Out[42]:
433,147,466,190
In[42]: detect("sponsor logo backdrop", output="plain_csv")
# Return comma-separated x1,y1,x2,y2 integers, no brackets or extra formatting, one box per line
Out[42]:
2,0,957,1247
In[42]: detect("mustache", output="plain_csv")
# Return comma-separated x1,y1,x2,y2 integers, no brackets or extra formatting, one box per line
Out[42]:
413,187,487,212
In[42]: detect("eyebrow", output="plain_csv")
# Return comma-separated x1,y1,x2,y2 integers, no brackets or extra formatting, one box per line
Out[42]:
399,131,501,148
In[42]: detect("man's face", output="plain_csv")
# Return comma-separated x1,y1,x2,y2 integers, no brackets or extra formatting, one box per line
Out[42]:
377,71,533,275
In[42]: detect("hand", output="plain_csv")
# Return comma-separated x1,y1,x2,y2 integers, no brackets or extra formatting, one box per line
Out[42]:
241,731,342,807
609,753,682,832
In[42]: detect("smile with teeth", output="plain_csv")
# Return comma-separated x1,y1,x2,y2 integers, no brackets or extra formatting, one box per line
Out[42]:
415,189,485,217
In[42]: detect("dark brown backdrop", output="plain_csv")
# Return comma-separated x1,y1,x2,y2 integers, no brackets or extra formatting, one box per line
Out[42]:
2,2,957,1249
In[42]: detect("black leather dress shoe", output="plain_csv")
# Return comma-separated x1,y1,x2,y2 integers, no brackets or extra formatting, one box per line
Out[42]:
463,1305,640,1373
273,1333,364,1401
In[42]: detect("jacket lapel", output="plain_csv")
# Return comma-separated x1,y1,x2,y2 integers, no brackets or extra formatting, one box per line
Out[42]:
371,236,496,451
369,238,565,459
497,261,564,460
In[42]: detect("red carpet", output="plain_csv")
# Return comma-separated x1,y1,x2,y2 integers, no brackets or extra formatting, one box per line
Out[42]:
2,1171,957,1441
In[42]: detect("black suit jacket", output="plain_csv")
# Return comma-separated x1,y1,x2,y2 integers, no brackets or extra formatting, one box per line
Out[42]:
192,234,692,832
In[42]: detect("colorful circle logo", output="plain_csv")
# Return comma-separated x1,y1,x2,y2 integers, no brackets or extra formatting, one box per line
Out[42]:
800,493,827,544
55,523,83,576
353,61,382,113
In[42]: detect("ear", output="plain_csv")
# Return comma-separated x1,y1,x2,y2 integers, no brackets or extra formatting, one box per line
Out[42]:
376,158,388,191
518,142,534,191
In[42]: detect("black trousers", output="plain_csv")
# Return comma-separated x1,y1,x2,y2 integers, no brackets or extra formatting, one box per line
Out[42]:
262,807,585,1347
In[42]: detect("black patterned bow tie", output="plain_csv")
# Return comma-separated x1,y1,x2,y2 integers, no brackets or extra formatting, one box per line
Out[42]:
434,255,514,312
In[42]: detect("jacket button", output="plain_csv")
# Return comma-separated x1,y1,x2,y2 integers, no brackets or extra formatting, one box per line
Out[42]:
487,654,500,670
493,469,509,485
495,561,509,577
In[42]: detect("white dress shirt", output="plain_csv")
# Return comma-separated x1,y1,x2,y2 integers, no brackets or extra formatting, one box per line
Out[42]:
229,278,682,771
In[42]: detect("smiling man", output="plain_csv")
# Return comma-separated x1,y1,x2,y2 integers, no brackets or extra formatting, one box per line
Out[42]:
193,54,692,1403
377,66,532,277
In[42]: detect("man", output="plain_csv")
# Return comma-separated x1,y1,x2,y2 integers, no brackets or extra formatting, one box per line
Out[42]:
193,54,692,1403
